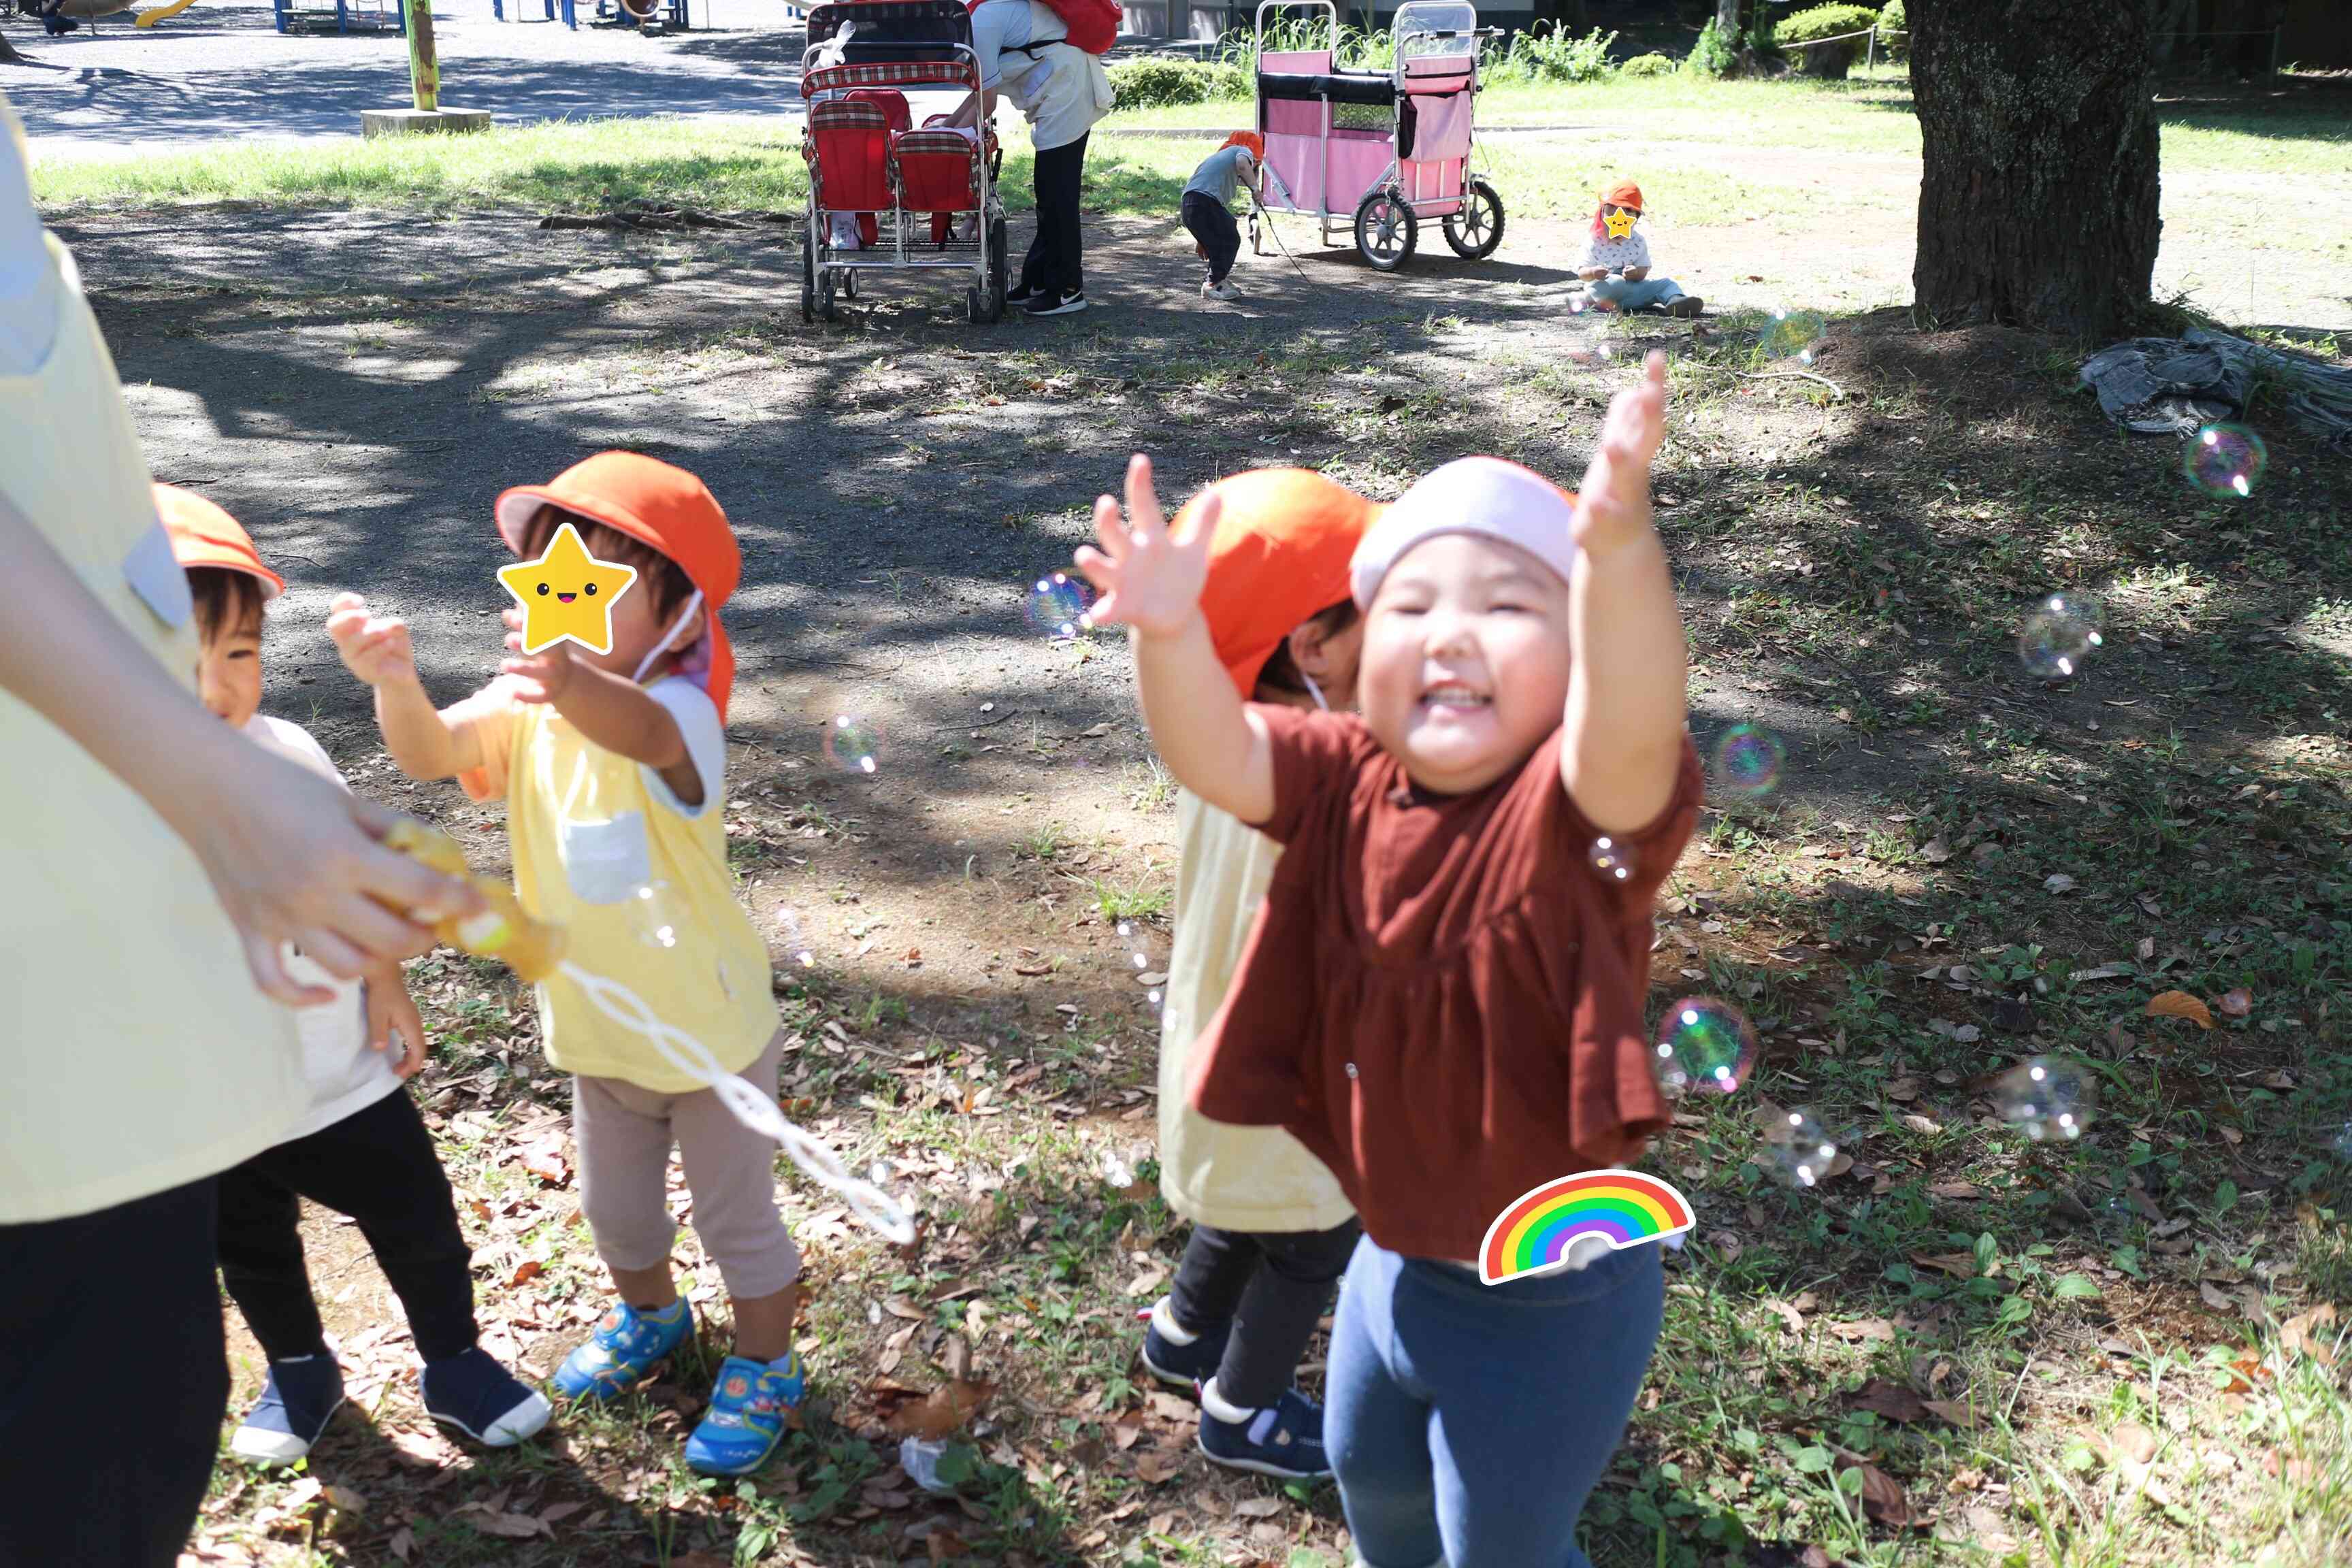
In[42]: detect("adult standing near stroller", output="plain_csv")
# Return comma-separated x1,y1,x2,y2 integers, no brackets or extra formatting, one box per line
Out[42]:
948,0,1114,316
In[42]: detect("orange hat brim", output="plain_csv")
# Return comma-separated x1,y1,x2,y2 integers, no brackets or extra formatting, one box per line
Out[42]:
154,483,285,600
1177,468,1383,700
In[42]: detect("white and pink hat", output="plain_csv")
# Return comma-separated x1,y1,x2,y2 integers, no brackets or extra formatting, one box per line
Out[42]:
1350,456,1580,610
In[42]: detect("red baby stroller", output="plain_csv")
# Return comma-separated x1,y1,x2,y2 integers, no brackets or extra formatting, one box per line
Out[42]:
800,0,1011,323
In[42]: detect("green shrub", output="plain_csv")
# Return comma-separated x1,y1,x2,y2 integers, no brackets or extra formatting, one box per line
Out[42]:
1875,0,1906,61
1105,55,1247,108
1776,3,1876,76
1492,26,1617,84
1683,15,1737,75
1619,51,1673,76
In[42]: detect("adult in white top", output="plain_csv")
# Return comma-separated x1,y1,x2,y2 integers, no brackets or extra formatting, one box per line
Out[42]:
948,0,1111,316
0,98,475,1568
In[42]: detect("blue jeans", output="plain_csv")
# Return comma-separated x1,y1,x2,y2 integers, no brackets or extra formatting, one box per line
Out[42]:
1587,275,1686,312
1327,1237,1665,1568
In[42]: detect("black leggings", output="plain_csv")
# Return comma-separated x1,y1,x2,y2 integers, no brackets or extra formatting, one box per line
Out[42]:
1181,192,1241,285
0,1179,226,1568
216,1089,480,1365
1021,131,1089,301
1171,1218,1362,1408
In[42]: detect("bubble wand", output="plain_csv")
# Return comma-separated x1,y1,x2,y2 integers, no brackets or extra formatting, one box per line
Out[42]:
385,821,916,1245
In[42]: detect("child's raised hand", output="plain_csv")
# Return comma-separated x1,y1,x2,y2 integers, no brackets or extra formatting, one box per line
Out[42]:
325,592,420,687
1572,349,1668,559
501,606,578,706
1073,455,1215,640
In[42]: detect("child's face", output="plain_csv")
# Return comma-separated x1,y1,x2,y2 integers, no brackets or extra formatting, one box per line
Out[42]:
1359,533,1571,794
582,573,702,682
1299,615,1365,710
198,611,265,730
1603,203,1638,236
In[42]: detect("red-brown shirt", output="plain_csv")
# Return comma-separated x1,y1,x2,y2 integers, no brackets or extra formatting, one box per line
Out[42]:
1186,705,1701,1259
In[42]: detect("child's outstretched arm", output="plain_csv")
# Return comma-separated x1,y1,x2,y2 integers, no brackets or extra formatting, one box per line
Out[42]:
1074,455,1276,826
1562,350,1687,834
326,593,483,782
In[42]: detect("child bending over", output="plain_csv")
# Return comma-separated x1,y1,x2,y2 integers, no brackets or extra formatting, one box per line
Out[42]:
1182,132,1262,304
1077,353,1698,1567
327,454,805,1480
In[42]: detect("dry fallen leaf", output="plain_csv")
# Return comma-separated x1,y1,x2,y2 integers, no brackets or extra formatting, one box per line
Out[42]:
518,1134,570,1186
1765,1298,1808,1335
927,1529,973,1564
508,1260,544,1289
1855,1462,1914,1526
2112,1423,2158,1467
1233,1497,1286,1518
387,1526,414,1563
1843,1379,1931,1424
2145,990,2215,1030
1922,1399,1982,1428
886,1378,996,1440
1827,1317,1897,1344
1929,1180,1985,1200
1911,1251,1979,1279
2282,1303,2340,1366
460,1509,545,1540
2218,987,2253,1018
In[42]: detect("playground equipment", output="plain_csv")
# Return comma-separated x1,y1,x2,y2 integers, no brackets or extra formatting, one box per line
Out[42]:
1250,0,1505,272
274,0,403,32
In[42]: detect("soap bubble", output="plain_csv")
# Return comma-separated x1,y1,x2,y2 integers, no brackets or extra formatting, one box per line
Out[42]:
1993,1056,2095,1141
1763,1109,1839,1188
1711,723,1784,800
774,905,817,968
824,714,883,774
2182,423,2266,500
1118,920,1165,1010
2016,594,2104,680
1587,835,1635,883
2330,1125,2352,1162
1022,572,1094,639
1654,998,1759,1096
1762,307,1825,366
630,880,680,949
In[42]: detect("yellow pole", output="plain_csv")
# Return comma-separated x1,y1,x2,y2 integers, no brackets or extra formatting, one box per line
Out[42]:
405,0,440,112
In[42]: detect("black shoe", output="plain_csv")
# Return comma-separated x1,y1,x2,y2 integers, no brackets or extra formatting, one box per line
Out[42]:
1025,289,1088,317
1006,283,1037,306
1137,1296,1231,1388
43,13,79,31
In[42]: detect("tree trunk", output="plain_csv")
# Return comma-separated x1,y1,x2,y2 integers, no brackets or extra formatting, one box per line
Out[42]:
1911,0,2162,340
0,29,29,63
1716,0,1740,34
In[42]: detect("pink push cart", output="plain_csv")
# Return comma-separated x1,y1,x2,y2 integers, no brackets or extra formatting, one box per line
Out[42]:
1250,0,1505,272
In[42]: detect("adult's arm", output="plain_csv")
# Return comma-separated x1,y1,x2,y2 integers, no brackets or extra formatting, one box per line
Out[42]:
0,493,478,1000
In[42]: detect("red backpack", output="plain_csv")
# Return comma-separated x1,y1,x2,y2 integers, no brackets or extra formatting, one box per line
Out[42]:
968,0,1120,56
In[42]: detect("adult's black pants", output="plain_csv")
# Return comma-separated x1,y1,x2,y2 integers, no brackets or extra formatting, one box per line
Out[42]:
0,1179,226,1568
1181,192,1241,285
216,1088,479,1365
1020,131,1090,303
1171,1217,1362,1408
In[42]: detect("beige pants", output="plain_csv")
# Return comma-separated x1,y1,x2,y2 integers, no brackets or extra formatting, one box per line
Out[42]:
572,1030,802,1300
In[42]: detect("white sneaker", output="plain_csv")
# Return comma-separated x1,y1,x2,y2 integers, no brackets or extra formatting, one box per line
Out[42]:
1201,280,1241,302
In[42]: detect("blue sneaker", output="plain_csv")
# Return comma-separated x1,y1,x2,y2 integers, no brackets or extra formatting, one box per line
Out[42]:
1197,1385,1331,1480
1137,1296,1230,1389
229,1355,346,1467
423,1347,553,1447
553,1298,693,1403
684,1352,804,1477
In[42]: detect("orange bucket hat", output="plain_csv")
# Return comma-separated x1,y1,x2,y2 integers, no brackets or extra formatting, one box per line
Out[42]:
154,483,285,600
1221,131,1266,164
1175,468,1383,700
493,453,742,721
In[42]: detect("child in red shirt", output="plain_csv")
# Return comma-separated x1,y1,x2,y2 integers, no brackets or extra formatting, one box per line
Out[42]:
1075,353,1697,1568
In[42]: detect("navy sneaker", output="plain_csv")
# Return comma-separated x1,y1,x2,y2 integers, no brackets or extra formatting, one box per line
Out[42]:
229,1355,346,1467
423,1347,553,1447
1025,289,1088,317
1197,1385,1331,1480
1137,1296,1230,1388
554,1298,694,1402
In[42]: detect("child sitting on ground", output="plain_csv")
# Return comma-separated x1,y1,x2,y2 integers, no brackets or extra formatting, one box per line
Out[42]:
1137,468,1374,1481
1077,353,1699,1567
1578,179,1703,318
1182,132,1262,304
326,453,805,1481
160,483,551,1467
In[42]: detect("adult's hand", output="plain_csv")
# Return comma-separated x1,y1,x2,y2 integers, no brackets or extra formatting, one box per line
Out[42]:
0,493,480,1004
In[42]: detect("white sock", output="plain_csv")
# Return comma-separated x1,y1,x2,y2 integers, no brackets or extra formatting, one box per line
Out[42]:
1198,1376,1256,1425
1149,1297,1200,1345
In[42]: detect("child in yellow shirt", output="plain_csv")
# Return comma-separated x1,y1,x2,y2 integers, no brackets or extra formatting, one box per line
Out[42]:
327,453,801,1480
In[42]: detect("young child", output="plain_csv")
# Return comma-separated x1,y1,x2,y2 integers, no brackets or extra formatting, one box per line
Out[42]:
1181,131,1262,304
325,453,804,1480
1077,353,1699,1567
1578,179,1703,318
1137,468,1374,1481
159,483,551,1465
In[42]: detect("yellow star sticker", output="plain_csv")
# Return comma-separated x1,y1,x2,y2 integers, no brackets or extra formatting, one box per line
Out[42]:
1603,205,1637,240
497,522,639,655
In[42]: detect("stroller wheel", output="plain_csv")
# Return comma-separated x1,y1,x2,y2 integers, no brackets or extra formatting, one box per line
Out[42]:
1353,190,1417,273
843,268,860,301
817,266,839,322
1443,179,1505,261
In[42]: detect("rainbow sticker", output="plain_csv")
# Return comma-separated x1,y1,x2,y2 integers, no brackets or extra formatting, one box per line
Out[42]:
1478,1169,1695,1285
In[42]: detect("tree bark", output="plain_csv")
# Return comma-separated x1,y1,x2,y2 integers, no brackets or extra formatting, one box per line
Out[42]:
0,29,29,63
1910,0,2162,339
